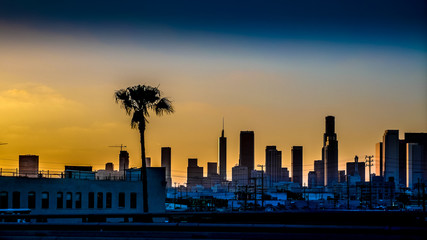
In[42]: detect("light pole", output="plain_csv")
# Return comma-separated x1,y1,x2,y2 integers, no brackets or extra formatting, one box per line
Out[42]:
257,164,265,209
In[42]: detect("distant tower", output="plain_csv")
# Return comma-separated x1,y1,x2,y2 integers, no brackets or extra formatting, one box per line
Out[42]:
161,147,172,188
119,150,129,172
145,157,151,168
323,116,338,186
399,140,407,187
314,160,324,187
219,120,227,181
383,130,399,184
207,162,218,178
19,155,39,177
265,146,282,186
291,146,303,186
375,142,383,177
407,143,423,189
187,158,203,187
239,131,254,182
105,162,114,171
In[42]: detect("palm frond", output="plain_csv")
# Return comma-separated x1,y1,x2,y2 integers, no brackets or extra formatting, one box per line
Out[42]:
155,97,174,116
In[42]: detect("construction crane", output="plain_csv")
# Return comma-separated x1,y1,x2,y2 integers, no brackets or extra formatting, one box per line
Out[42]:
0,143,7,146
108,144,127,151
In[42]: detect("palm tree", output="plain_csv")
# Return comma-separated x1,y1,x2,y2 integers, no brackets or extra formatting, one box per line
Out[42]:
115,85,174,212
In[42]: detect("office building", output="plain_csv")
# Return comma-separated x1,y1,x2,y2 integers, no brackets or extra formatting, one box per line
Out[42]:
265,146,282,186
105,162,114,171
308,171,317,188
187,158,203,187
314,160,324,187
346,156,365,182
207,162,218,178
232,165,248,186
19,155,39,178
323,116,338,186
398,140,407,186
407,143,423,189
218,127,227,181
239,131,254,182
291,146,303,186
404,133,427,181
383,130,399,184
119,150,129,172
375,142,383,177
338,170,346,183
161,147,172,188
280,168,290,182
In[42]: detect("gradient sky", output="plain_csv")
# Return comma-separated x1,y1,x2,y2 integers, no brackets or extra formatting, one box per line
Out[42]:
0,0,426,185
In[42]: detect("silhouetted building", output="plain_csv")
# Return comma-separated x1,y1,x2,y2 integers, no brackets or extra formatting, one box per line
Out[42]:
314,160,324,187
407,143,424,189
375,142,383,177
404,133,427,182
19,155,39,178
64,166,94,179
291,146,303,186
280,168,290,182
219,127,227,181
308,171,317,188
323,116,338,186
105,162,114,171
232,165,248,186
119,150,129,172
383,130,399,184
346,156,365,182
265,146,282,186
338,170,346,183
187,158,203,187
239,131,254,182
161,147,172,188
398,140,407,186
207,162,218,178
145,157,151,168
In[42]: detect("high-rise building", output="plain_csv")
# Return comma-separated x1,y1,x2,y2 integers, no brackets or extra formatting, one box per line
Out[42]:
308,171,317,188
323,116,338,186
187,158,203,187
405,133,427,182
119,150,129,172
314,160,324,187
19,155,39,177
219,127,227,181
239,131,254,182
398,140,407,186
338,170,346,183
383,130,399,184
281,168,290,182
346,156,365,182
265,146,282,186
375,142,383,177
291,146,303,186
105,162,114,171
207,162,218,178
232,165,248,186
407,143,424,189
161,147,172,188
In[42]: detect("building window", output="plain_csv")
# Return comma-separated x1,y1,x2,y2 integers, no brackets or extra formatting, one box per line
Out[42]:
130,192,137,209
0,192,8,209
12,192,20,208
42,192,49,209
118,192,125,208
88,192,94,208
57,192,63,209
66,192,72,208
28,192,36,209
75,192,81,209
97,192,103,208
106,192,112,208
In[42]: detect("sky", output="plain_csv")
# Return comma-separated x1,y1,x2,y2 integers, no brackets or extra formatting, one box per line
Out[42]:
0,0,426,185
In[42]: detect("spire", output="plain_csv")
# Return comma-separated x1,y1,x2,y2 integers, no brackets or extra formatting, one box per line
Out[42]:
221,117,224,137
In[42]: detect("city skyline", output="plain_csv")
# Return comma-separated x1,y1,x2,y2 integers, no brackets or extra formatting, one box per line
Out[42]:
0,1,426,185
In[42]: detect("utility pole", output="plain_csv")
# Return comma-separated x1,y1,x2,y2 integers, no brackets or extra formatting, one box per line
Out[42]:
365,155,374,209
174,182,177,209
257,164,265,209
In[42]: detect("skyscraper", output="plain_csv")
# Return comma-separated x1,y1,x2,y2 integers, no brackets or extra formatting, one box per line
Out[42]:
407,143,423,189
187,158,203,187
265,146,282,186
314,160,324,187
375,142,383,177
19,155,39,177
308,171,317,188
383,130,399,184
207,162,218,178
239,131,254,182
161,147,172,188
219,126,227,181
405,133,427,182
323,116,338,186
119,150,129,172
291,146,303,186
346,156,365,182
399,140,407,186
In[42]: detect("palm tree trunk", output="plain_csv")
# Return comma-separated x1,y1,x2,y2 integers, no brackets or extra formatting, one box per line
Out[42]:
139,123,149,213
